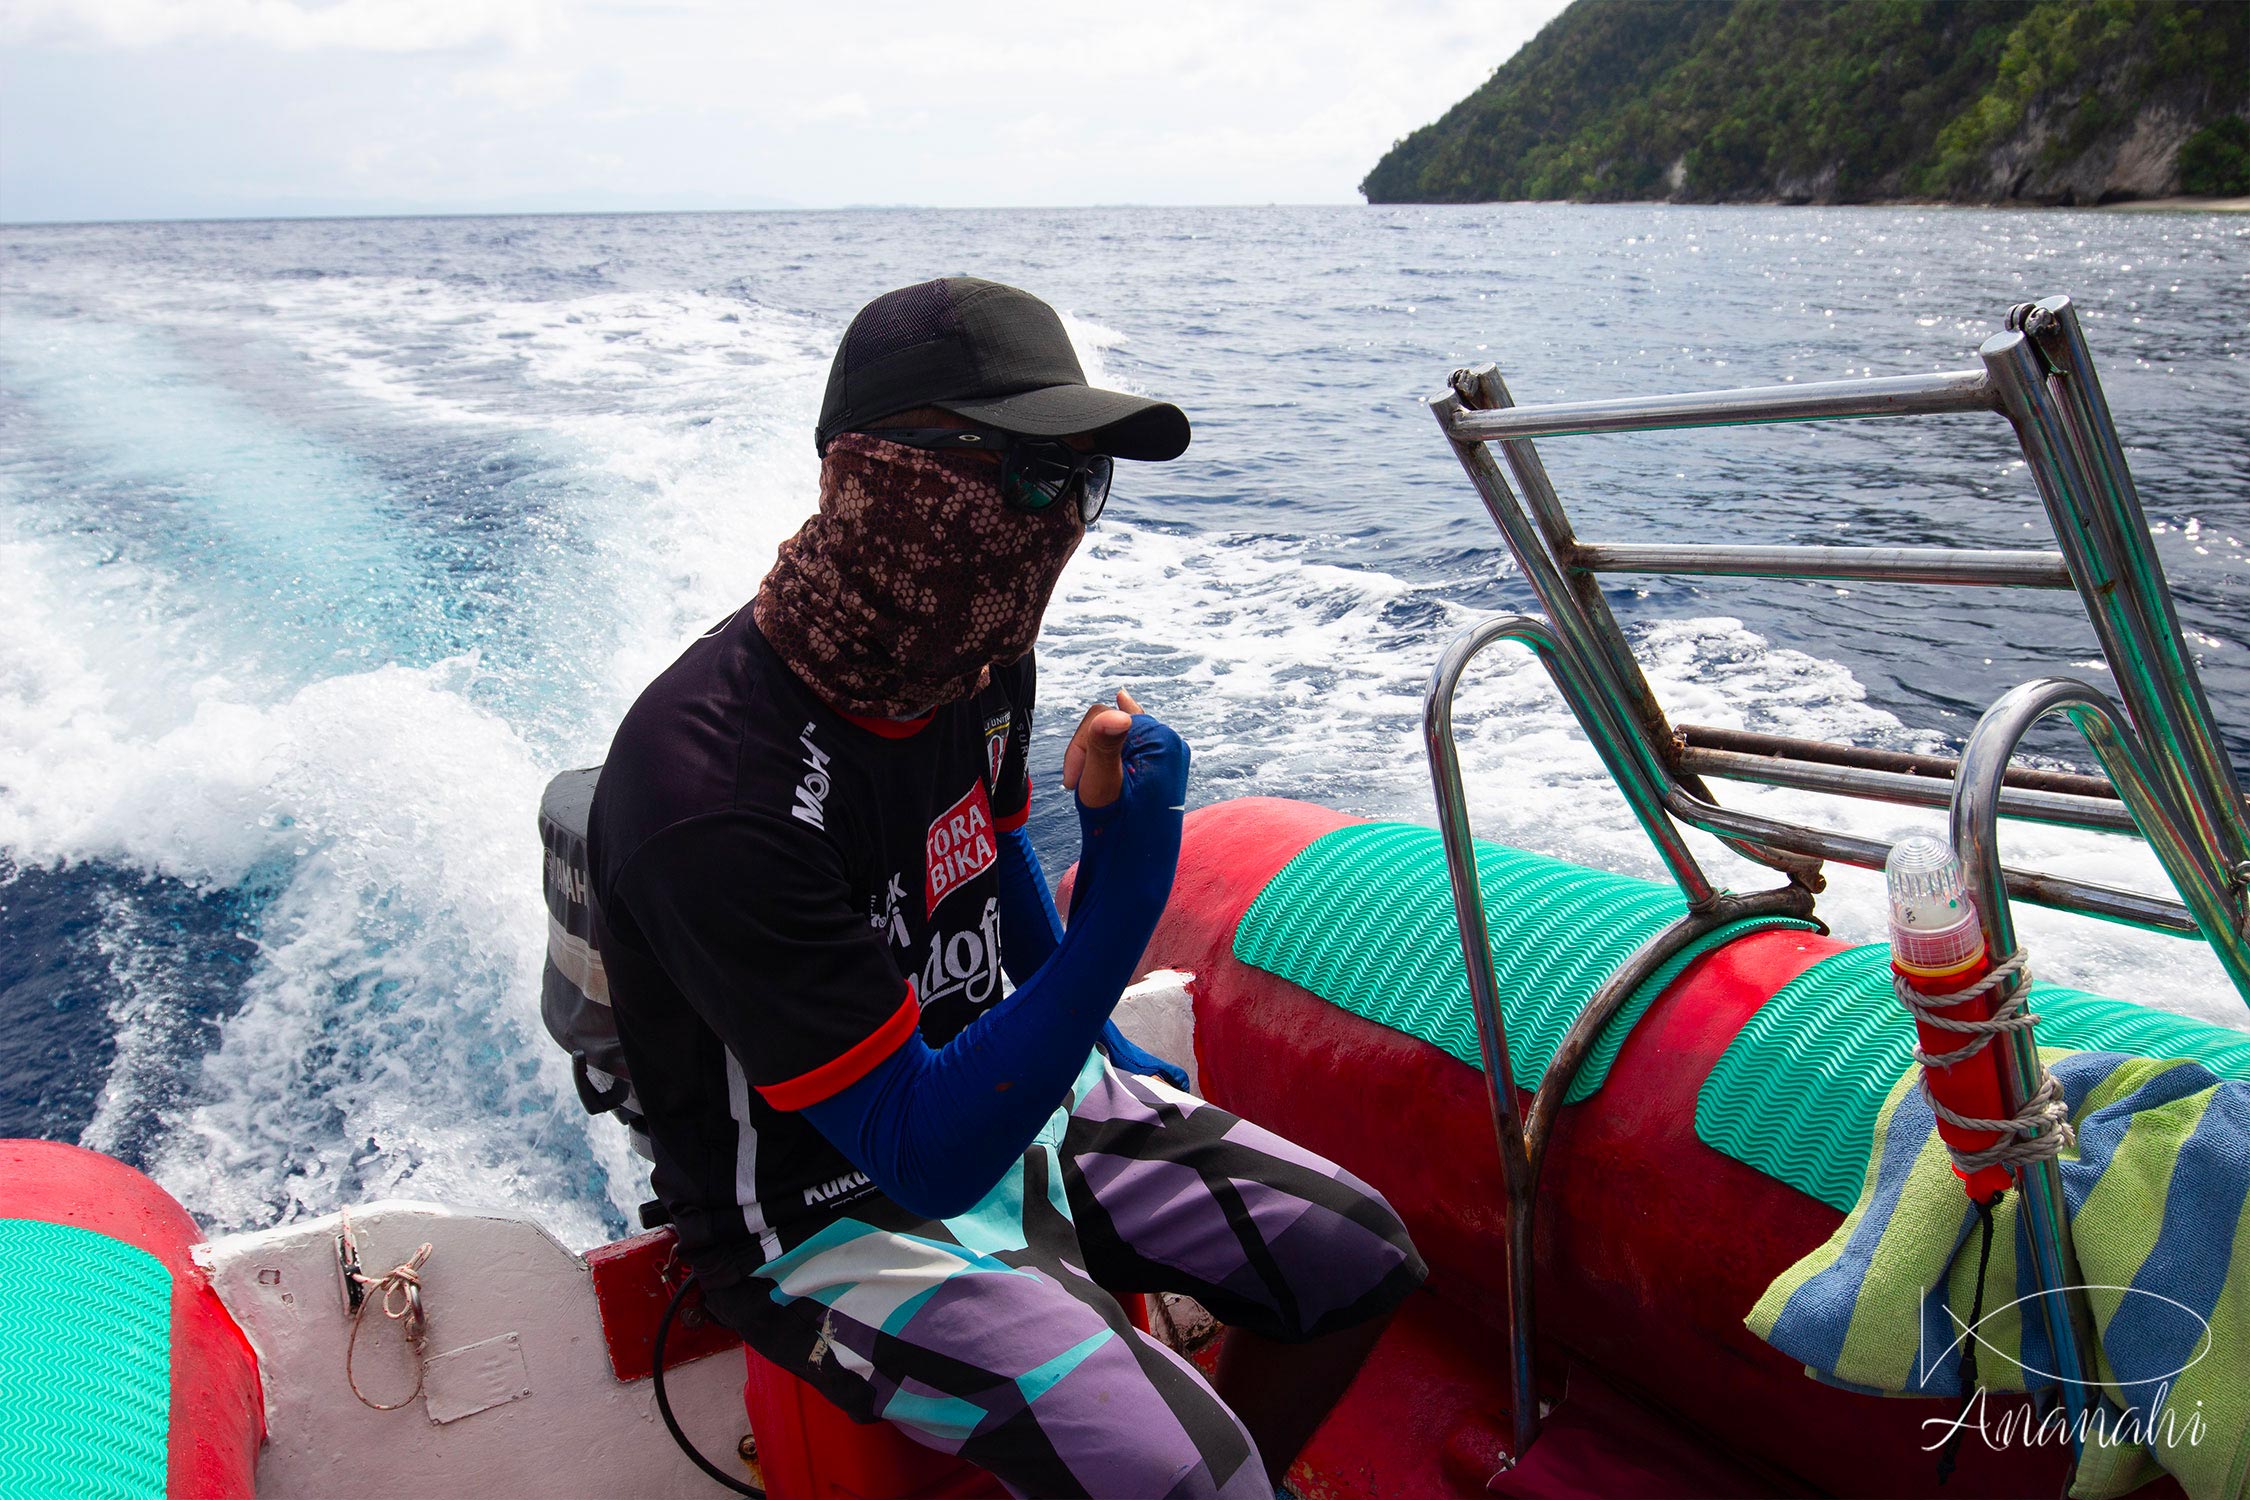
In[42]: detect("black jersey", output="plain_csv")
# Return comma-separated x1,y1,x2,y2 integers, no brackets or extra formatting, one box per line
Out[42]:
587,607,1033,1254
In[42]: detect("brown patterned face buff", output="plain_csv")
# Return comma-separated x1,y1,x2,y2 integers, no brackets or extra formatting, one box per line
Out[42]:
753,432,1085,719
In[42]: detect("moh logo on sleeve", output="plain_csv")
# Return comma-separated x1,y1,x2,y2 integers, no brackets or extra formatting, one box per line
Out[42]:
790,723,832,829
926,781,998,912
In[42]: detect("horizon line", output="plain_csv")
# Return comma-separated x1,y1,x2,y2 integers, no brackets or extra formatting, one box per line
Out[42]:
0,200,1361,230
10,195,2238,231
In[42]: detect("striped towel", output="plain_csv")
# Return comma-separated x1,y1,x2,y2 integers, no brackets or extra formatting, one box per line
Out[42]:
1748,1049,2250,1500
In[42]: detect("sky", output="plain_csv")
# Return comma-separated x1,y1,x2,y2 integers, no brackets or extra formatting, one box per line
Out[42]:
0,0,1572,223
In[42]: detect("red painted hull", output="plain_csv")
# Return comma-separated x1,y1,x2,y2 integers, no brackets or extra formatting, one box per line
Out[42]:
1111,798,2162,1499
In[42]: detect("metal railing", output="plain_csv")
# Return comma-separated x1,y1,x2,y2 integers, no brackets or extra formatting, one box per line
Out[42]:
1420,294,2250,1460
1949,674,2237,1428
1423,616,1817,1461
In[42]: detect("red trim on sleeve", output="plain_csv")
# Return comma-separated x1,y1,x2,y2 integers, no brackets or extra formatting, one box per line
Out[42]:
839,708,934,739
755,984,921,1111
995,776,1032,833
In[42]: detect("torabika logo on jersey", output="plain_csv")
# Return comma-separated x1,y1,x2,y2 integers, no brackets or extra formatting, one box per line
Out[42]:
926,781,998,911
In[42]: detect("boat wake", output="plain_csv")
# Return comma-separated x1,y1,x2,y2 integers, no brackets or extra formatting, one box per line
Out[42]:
2,211,2241,1251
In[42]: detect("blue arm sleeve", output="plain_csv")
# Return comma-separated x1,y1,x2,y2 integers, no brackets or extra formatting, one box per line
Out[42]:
995,825,1064,983
1000,816,1191,1089
803,716,1187,1220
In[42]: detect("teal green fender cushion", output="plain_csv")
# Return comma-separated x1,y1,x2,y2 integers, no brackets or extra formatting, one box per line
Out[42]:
1696,943,2250,1210
1231,822,1812,1103
0,1217,173,1500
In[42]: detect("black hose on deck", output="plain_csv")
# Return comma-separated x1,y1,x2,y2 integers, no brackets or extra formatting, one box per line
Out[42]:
653,1273,765,1497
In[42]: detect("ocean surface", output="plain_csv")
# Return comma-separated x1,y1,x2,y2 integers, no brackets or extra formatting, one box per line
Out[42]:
3,204,2245,1249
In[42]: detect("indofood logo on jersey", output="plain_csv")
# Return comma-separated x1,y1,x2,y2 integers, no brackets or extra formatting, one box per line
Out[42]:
926,781,999,911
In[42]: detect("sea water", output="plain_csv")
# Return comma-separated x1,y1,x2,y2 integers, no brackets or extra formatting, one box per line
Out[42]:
2,204,2244,1248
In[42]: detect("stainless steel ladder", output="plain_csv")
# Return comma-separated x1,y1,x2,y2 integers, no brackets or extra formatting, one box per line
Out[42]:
1420,293,2250,1462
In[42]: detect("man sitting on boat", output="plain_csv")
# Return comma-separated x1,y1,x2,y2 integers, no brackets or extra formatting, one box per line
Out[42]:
586,277,1426,1500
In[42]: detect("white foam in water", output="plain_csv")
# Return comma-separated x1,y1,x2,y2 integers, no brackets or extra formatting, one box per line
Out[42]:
3,232,2241,1259
1041,524,2242,1030
0,485,633,1237
235,275,839,732
127,663,604,1244
0,265,866,1242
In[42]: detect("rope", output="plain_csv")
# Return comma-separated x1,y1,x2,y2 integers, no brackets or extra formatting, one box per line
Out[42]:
345,1239,433,1411
1895,951,2077,1177
1936,1194,2002,1486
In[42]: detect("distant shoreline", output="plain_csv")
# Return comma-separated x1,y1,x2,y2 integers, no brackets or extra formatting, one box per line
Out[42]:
2096,195,2250,213
1360,195,2250,213
6,197,2248,230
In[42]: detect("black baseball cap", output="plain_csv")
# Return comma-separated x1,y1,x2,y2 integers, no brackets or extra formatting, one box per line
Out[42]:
816,277,1191,461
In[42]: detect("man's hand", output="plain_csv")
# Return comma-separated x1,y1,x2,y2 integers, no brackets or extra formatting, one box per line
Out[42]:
1062,691,1141,809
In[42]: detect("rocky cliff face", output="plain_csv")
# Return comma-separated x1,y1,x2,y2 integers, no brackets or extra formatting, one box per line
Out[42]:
1990,98,2199,202
1363,0,2249,207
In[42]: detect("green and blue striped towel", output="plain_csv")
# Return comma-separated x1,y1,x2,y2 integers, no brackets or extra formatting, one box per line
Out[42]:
1748,1049,2250,1500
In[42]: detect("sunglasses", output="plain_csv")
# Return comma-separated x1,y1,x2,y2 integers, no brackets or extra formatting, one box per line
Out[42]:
859,427,1112,526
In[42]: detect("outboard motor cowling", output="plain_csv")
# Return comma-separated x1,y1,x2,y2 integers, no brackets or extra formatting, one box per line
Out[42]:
538,765,651,1161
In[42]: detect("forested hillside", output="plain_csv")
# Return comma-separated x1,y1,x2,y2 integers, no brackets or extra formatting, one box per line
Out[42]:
1363,0,2250,205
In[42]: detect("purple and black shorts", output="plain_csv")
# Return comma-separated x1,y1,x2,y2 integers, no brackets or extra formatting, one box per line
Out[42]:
699,1052,1427,1499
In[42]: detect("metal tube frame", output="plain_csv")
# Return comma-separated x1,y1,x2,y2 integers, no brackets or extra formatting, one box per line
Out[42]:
1430,617,1720,909
1422,611,2196,940
1677,723,2129,801
1658,781,2200,935
1445,366,1998,441
1438,373,1693,793
1428,304,2250,998
1419,295,2250,1465
1947,675,2250,1448
1677,744,2143,834
1983,299,2250,925
1424,616,1817,1460
2043,302,2250,869
1441,368,1824,889
1577,542,2073,589
1955,676,2250,1051
1425,633,2217,1462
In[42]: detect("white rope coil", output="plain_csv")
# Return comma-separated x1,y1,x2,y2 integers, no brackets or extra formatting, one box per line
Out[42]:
1896,950,2076,1177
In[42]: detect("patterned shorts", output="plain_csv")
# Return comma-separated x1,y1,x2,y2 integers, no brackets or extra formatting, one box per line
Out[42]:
697,1052,1426,1500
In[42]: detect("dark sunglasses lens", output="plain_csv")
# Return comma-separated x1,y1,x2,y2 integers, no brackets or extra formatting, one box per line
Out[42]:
1002,448,1074,506
1078,456,1112,525
1000,446,1110,525
1001,457,1060,512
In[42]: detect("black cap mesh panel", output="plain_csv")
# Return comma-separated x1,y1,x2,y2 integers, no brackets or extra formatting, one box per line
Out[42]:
841,280,961,366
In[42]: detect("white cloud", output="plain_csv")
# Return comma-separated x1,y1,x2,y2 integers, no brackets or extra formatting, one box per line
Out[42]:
6,0,544,53
804,92,870,124
452,62,578,107
0,0,1568,219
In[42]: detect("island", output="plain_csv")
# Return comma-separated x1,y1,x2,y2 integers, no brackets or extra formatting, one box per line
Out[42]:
1362,0,2249,207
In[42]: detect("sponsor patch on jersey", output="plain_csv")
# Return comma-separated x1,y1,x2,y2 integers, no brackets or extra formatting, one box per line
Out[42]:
926,780,998,912
868,872,909,947
984,710,1011,790
790,722,832,829
801,1169,872,1208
